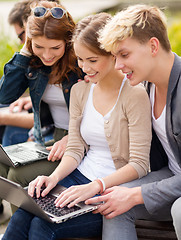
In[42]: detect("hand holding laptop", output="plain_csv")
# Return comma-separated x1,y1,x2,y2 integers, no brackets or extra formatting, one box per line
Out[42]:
46,136,68,162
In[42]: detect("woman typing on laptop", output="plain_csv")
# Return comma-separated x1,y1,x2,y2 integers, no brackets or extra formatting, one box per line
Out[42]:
0,1,83,213
2,12,151,240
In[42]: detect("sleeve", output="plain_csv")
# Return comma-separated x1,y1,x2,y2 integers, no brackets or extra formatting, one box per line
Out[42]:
142,173,181,214
0,53,30,104
63,82,88,164
125,84,152,177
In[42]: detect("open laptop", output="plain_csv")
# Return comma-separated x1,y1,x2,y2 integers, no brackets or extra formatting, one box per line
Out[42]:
0,176,98,223
0,141,49,167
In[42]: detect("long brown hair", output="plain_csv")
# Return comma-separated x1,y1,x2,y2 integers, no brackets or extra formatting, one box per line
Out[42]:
26,1,80,83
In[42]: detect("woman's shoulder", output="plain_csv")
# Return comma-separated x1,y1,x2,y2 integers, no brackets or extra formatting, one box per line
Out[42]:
70,81,92,106
123,80,147,96
72,80,92,92
7,52,31,68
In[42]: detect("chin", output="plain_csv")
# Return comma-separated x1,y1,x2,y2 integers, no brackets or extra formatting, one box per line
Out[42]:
43,62,55,66
128,79,137,86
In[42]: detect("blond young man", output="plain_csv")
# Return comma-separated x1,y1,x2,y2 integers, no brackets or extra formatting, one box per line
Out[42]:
86,4,181,240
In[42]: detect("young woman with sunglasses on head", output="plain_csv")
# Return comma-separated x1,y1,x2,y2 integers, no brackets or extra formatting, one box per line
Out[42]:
2,12,151,240
0,0,62,150
0,1,83,212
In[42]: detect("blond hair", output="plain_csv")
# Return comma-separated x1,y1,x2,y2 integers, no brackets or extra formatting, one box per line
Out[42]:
99,4,171,52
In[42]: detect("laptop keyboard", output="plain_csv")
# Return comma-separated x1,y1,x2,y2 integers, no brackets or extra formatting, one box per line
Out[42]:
33,194,81,217
10,149,47,162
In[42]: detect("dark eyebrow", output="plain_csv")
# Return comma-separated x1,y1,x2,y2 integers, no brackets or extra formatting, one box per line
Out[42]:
52,44,64,48
112,48,127,56
34,43,64,48
86,57,98,60
77,56,99,60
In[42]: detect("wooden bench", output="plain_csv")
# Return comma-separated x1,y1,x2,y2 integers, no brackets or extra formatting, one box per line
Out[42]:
60,220,177,240
136,220,177,240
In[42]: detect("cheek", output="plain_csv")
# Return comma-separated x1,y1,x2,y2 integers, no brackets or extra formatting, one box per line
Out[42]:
32,47,39,56
78,61,83,69
57,47,66,57
101,61,113,72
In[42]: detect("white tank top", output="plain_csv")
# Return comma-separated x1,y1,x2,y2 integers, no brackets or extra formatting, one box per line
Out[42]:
78,77,126,180
41,84,69,130
150,84,181,174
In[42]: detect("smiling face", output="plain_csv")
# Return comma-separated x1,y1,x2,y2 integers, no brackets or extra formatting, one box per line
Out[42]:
31,36,66,66
112,37,155,86
74,41,115,84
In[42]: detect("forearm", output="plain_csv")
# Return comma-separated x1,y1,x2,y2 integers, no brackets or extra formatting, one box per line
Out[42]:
49,155,79,183
103,164,139,189
142,174,181,214
0,112,34,128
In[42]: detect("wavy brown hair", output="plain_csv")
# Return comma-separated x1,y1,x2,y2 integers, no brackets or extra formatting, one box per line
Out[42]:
26,1,80,83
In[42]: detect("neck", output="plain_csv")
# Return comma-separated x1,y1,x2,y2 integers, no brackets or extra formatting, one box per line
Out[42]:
151,51,174,92
97,70,125,91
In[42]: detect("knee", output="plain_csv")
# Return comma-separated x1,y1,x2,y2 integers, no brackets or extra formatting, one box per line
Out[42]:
0,163,9,177
11,208,32,226
171,198,181,223
8,168,25,186
29,217,55,239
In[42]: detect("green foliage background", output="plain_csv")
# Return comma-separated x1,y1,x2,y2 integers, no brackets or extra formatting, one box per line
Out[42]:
168,21,181,56
0,31,21,77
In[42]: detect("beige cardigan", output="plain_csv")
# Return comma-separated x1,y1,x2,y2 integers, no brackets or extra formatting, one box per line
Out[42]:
64,80,152,178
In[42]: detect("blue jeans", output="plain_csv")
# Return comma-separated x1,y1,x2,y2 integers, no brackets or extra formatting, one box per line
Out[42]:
102,167,173,240
2,126,53,146
2,126,29,146
3,169,102,240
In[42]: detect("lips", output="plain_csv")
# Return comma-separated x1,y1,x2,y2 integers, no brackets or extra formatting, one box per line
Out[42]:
42,57,55,63
87,73,97,77
126,71,133,79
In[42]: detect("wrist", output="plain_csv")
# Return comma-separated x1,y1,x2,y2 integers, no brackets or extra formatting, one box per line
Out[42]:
0,112,8,125
49,173,59,185
94,178,106,194
131,187,144,205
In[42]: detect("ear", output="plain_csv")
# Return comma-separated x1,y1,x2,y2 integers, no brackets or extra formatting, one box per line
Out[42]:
149,37,159,56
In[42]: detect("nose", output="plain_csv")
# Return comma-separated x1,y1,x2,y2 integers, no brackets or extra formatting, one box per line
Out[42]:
115,57,125,70
82,62,91,73
42,49,53,60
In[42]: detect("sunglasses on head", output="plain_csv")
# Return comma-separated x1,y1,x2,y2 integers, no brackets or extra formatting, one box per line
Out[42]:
32,7,67,19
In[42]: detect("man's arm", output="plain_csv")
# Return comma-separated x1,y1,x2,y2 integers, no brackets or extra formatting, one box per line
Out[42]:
86,174,181,218
0,111,33,129
142,174,181,214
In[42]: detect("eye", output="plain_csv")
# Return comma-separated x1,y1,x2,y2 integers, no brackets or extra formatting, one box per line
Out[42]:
34,45,43,49
52,47,60,50
77,57,83,61
121,53,129,58
90,60,97,63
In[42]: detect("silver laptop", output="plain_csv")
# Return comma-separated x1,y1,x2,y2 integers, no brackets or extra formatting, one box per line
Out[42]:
0,141,49,167
0,176,98,223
